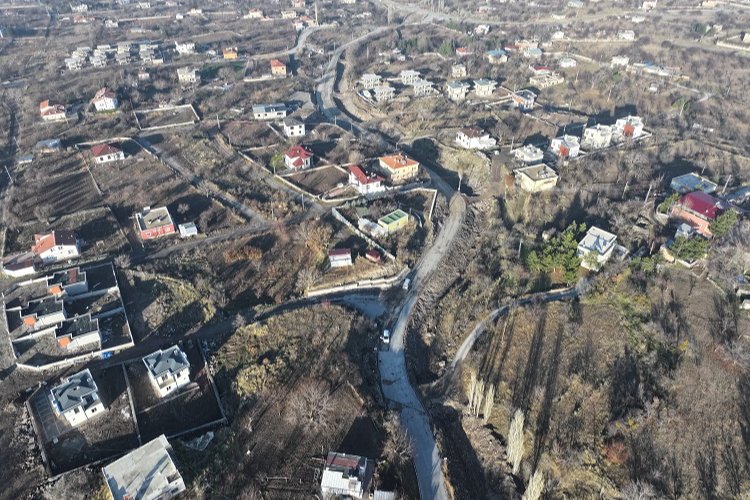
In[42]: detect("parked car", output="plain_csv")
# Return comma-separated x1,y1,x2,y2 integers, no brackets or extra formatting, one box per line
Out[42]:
402,278,411,291
381,329,391,344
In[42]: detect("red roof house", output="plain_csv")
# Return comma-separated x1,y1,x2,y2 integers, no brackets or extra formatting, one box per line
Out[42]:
32,230,80,263
670,191,725,237
348,165,385,194
91,143,125,164
283,145,313,170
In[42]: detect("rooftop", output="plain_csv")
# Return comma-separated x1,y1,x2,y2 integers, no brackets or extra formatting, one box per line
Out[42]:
349,165,383,185
55,314,99,340
91,143,122,157
50,368,99,413
379,209,408,225
21,296,64,319
579,226,617,254
379,153,418,170
103,435,184,500
143,345,190,379
136,206,173,231
32,230,78,255
670,173,718,195
515,164,558,182
676,191,724,220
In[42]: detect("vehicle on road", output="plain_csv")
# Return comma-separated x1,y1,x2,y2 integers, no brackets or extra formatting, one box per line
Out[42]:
381,329,391,344
402,278,411,291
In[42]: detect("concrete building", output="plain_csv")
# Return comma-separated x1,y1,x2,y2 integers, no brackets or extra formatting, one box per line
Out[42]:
283,117,306,137
253,103,287,120
451,64,467,78
378,153,419,182
92,87,118,111
456,128,496,150
513,144,544,164
177,67,199,84
349,165,385,194
31,230,80,263
399,69,421,86
372,85,395,102
412,79,434,97
136,206,176,240
175,41,195,54
377,209,409,233
613,115,645,141
320,452,374,499
91,143,125,163
514,164,559,193
474,79,497,97
549,135,581,159
103,435,186,500
511,89,537,111
446,81,471,101
581,124,613,150
360,73,382,89
328,249,353,268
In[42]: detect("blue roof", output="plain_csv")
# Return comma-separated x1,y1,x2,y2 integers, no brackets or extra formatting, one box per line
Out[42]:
486,49,506,56
670,173,717,194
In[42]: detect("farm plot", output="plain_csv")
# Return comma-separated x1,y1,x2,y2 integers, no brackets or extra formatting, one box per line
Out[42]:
9,171,102,223
285,165,349,197
29,366,139,476
125,341,224,442
134,104,200,131
3,207,128,257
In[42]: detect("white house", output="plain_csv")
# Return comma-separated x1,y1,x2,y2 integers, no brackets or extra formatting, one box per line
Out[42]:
31,230,80,263
177,67,199,84
446,81,471,101
456,128,496,150
372,85,395,102
513,144,544,164
92,87,118,111
577,226,618,270
253,103,287,120
348,165,385,195
21,297,66,329
55,314,100,350
581,124,613,150
360,73,382,89
284,145,313,170
559,57,577,68
618,30,636,41
174,41,195,54
178,222,198,238
39,100,66,122
91,143,125,164
451,64,467,78
473,79,497,97
399,69,421,86
283,118,306,137
103,435,186,500
549,135,581,159
328,249,353,268
143,346,191,398
511,89,537,111
611,55,630,68
321,452,374,499
412,79,434,97
613,115,645,141
50,369,105,427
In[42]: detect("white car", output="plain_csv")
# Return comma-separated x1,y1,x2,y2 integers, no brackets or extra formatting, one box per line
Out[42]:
381,329,391,344
402,278,411,291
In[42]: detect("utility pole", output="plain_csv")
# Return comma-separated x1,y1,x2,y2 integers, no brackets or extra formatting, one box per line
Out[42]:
216,114,220,130
722,175,732,195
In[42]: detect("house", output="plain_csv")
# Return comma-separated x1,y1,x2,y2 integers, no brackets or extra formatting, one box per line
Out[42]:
451,64,467,78
222,47,238,59
618,30,636,41
284,145,313,170
670,173,718,195
456,128,497,150
446,81,471,101
523,47,543,59
281,9,297,19
244,9,264,18
270,59,287,77
65,58,84,71
103,435,186,500
365,249,381,263
283,117,306,137
378,153,419,182
400,69,421,86
174,41,195,54
55,314,100,349
529,64,553,76
670,191,726,237
35,138,62,153
2,253,37,278
529,72,564,88
613,115,644,140
513,144,544,164
91,143,125,164
143,345,191,398
377,209,409,233
321,452,374,500
372,86,395,102
559,57,577,68
474,79,496,97
47,266,89,297
50,369,104,427
92,87,118,111
485,49,508,64
475,24,490,36
577,226,618,270
21,296,66,329
581,124,613,150
136,206,176,240
611,55,630,68
32,230,80,263
328,249,353,268
39,100,66,122
253,103,287,120
549,135,581,159
551,30,565,41
178,222,198,237
177,67,199,84
349,165,385,194
456,47,473,57
511,89,537,111
360,73,382,89
514,164,559,193
412,79,434,97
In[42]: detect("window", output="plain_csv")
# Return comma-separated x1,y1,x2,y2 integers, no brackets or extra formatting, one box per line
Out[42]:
91,407,97,413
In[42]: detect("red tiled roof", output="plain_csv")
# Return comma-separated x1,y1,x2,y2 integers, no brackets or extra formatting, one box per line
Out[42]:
270,59,286,68
32,230,77,255
349,165,383,185
379,153,418,171
285,145,312,160
91,143,121,157
677,191,723,220
328,248,351,258
94,87,115,100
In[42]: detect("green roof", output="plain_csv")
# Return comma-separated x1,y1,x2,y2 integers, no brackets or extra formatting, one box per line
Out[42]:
379,209,408,225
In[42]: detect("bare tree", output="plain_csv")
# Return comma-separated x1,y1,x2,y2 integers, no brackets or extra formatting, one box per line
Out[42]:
286,380,333,434
384,414,413,466
620,481,657,500
507,409,525,475
481,383,495,424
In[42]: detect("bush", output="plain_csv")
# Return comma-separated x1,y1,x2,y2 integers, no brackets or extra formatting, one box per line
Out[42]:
709,210,738,238
670,236,709,261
